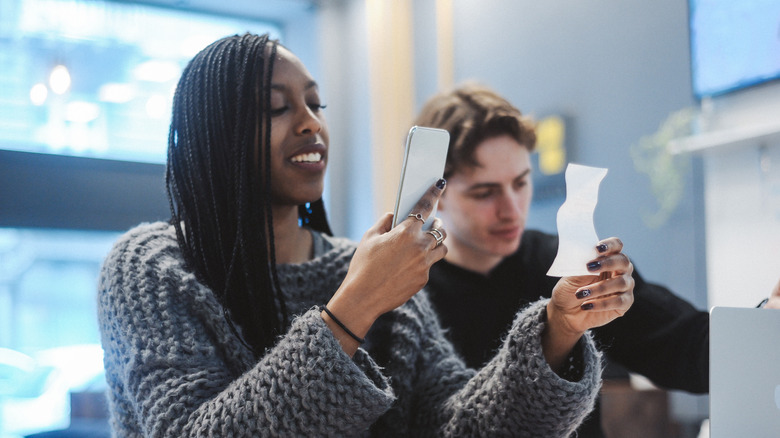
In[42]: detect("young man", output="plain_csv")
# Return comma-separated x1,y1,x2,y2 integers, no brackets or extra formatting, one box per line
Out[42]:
415,83,780,437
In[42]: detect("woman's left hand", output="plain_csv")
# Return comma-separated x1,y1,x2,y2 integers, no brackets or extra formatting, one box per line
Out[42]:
543,237,635,373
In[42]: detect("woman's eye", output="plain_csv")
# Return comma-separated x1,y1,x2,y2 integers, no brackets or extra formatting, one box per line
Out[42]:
270,106,288,116
309,103,327,112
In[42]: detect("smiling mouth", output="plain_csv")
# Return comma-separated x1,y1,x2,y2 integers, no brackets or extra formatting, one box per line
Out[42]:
290,152,322,163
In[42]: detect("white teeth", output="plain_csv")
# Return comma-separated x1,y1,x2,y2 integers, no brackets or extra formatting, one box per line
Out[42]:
291,152,322,163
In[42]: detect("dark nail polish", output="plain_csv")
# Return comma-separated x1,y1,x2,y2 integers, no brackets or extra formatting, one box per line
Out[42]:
581,303,594,310
596,244,608,253
436,178,446,189
587,261,601,271
575,289,592,299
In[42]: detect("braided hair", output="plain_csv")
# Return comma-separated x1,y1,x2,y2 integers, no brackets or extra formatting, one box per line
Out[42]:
165,33,332,357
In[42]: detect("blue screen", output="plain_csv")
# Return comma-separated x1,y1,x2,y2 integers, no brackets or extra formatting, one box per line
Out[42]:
689,0,780,98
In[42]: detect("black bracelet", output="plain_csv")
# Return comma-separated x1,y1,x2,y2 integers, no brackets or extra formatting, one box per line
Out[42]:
321,305,365,344
757,298,770,308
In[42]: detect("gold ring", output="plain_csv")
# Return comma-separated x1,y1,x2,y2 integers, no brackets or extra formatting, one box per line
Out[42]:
408,213,425,223
427,228,445,247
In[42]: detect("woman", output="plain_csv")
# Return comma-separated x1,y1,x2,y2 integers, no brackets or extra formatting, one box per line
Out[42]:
98,33,634,437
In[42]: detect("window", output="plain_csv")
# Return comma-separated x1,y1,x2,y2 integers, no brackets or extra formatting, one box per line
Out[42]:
0,1,284,435
0,0,281,163
0,228,118,436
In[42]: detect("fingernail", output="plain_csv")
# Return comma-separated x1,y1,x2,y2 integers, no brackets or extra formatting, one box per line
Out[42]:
596,244,608,253
587,261,601,271
575,289,592,299
436,178,446,189
581,303,594,310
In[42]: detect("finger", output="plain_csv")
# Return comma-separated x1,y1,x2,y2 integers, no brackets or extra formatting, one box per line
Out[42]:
367,212,395,235
425,226,447,251
429,216,445,230
575,273,634,300
580,291,633,313
586,253,632,276
378,212,395,232
428,237,448,261
595,237,623,255
404,179,447,227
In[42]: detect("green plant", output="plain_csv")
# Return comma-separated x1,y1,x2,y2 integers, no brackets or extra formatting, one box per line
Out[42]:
630,108,697,228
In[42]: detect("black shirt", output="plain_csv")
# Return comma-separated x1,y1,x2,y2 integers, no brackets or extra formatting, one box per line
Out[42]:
427,229,709,437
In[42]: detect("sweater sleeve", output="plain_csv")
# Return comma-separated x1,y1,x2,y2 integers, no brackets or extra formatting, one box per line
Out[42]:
407,294,602,437
98,224,394,437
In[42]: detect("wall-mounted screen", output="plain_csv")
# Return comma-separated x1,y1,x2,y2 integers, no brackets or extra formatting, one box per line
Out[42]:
689,0,780,98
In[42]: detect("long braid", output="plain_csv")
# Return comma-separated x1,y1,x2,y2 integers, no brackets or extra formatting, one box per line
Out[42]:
228,33,280,354
167,33,312,357
259,42,291,328
234,34,282,352
223,36,259,352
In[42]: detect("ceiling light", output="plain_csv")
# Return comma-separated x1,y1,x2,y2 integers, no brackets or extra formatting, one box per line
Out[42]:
30,83,48,105
49,65,71,95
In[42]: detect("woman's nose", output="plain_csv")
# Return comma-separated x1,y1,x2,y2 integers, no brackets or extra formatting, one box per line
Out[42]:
296,106,322,135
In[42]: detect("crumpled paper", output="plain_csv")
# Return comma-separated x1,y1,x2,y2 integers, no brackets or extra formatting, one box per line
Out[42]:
547,163,608,277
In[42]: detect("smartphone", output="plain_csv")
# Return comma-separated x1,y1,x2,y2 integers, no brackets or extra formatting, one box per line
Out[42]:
391,126,450,230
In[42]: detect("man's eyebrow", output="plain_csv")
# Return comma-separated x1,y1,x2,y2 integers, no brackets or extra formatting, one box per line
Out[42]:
465,168,531,191
466,182,500,191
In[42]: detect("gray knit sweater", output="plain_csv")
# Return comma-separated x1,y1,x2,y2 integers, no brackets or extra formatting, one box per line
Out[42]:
98,221,602,437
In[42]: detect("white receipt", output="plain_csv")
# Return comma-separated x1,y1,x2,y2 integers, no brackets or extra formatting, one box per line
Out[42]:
546,163,608,277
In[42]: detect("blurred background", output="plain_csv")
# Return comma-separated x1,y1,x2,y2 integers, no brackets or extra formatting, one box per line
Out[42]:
1,0,778,436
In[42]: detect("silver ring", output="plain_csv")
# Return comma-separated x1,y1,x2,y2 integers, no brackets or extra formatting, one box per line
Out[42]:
408,213,425,223
427,228,445,247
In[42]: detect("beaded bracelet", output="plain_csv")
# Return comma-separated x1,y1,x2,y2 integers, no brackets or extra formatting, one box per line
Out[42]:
320,305,365,344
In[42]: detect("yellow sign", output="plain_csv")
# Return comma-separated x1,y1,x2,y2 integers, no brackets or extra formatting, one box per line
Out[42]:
536,115,566,175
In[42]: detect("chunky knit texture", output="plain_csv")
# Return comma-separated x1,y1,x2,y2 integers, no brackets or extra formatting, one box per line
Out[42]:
98,221,602,437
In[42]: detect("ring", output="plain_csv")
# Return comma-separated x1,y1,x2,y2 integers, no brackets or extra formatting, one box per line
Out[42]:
408,213,425,223
427,228,445,247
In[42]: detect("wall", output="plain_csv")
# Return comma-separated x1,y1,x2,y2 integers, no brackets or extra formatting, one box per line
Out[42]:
693,83,780,307
317,0,376,240
435,0,706,307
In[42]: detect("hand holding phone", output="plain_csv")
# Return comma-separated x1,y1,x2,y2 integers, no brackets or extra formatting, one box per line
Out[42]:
391,126,450,230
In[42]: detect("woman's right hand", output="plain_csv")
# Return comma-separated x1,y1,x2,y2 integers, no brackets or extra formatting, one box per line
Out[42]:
323,179,448,354
765,278,780,309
